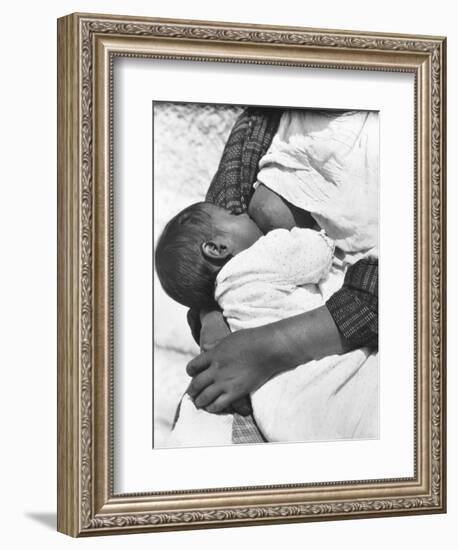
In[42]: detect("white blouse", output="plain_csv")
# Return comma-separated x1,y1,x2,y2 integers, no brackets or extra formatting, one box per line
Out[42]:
256,109,379,263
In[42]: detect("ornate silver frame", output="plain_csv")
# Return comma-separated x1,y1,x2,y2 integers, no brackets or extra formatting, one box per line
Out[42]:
57,13,446,536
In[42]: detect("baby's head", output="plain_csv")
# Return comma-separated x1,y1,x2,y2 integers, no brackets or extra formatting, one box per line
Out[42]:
155,202,262,309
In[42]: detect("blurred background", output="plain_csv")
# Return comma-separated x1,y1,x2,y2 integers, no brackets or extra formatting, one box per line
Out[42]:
153,102,243,446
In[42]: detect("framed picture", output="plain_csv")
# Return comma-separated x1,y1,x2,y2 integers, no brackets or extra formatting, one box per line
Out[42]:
57,13,446,536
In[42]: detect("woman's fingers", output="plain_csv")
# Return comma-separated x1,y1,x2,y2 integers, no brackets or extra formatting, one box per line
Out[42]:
194,385,223,409
187,370,213,399
204,394,233,414
186,351,212,376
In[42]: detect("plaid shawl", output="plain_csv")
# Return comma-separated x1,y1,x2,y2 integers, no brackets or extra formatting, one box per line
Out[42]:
326,256,378,349
206,107,282,213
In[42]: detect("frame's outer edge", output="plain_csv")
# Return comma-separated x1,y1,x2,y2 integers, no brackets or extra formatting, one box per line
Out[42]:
57,14,82,537
56,11,447,537
438,37,447,512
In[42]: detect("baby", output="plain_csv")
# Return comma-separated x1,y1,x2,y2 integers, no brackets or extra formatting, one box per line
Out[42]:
155,196,373,445
155,202,264,311
155,198,335,323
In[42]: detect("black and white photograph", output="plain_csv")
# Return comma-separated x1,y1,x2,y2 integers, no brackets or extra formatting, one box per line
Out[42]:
153,101,379,449
1,0,451,543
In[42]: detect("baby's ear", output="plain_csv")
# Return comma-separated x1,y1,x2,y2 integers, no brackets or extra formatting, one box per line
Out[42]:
201,240,231,261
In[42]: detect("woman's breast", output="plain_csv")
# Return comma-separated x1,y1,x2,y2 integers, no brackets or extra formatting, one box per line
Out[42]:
248,182,315,234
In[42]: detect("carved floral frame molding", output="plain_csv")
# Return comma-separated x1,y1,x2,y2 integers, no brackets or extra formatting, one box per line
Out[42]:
57,13,446,536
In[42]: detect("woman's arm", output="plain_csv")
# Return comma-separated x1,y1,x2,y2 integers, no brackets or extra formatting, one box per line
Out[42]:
187,306,349,413
187,258,378,413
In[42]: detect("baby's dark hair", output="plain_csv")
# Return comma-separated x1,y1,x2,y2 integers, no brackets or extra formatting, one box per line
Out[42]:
155,202,219,310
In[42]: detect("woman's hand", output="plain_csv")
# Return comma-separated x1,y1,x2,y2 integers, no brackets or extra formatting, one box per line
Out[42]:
186,325,290,414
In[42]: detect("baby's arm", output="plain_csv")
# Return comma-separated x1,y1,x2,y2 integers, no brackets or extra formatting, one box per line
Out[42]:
199,309,230,351
196,309,253,416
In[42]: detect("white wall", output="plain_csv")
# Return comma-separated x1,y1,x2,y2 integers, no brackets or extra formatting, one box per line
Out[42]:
0,0,454,548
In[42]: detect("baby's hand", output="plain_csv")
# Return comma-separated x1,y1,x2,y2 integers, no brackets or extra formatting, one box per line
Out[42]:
199,310,231,352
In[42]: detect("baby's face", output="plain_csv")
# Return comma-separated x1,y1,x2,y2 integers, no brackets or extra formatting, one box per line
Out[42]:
208,204,263,255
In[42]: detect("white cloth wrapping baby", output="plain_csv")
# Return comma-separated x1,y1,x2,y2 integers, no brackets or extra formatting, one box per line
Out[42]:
166,228,378,447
